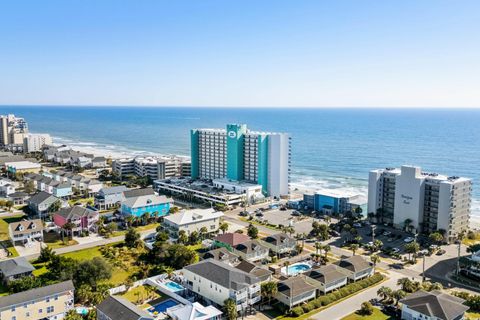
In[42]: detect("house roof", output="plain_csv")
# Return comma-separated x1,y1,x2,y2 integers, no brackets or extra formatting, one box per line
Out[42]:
262,233,294,246
0,257,35,278
97,295,153,320
122,194,172,209
123,188,155,199
166,302,222,320
234,240,268,254
100,186,129,195
184,259,260,290
27,191,57,205
8,191,29,198
336,255,372,273
0,280,74,309
54,206,98,220
9,219,43,236
234,260,272,279
277,277,316,298
164,208,223,226
92,156,106,162
214,232,250,246
400,290,469,320
305,264,347,284
202,247,239,262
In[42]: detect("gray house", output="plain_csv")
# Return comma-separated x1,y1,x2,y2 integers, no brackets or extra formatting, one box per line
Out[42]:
261,233,296,257
0,257,35,284
304,264,348,294
276,277,317,308
27,191,63,219
95,186,129,210
233,240,269,262
203,247,240,265
400,290,469,320
336,255,374,282
97,295,153,320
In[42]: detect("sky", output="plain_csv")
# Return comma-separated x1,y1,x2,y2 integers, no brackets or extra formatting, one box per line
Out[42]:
0,0,479,108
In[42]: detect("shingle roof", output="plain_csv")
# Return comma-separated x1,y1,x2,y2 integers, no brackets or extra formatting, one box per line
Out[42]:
235,261,272,279
100,186,129,195
8,191,29,198
203,247,239,262
27,191,57,205
0,257,35,277
123,188,155,199
97,295,153,320
277,277,316,298
337,255,372,273
234,240,268,254
54,206,98,220
9,219,43,236
122,194,172,209
400,290,469,320
305,264,347,284
164,208,223,226
184,259,260,290
215,233,250,246
262,233,294,246
0,280,74,309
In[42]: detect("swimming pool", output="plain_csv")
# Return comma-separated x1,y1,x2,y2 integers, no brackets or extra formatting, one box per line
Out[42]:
281,262,312,276
164,281,185,292
76,307,88,315
147,299,179,314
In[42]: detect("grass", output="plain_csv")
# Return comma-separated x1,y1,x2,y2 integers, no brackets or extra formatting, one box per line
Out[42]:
120,285,163,305
466,312,480,320
342,308,393,320
31,262,49,277
60,244,106,260
463,232,480,246
43,232,78,249
0,214,25,241
67,197,94,206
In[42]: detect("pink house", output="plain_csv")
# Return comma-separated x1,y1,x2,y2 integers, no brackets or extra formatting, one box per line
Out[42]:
53,206,99,235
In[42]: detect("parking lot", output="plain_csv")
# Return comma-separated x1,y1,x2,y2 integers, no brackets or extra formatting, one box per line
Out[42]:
248,207,315,235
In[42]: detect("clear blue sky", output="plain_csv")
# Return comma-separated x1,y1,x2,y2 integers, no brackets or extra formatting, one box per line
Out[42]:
1,0,479,107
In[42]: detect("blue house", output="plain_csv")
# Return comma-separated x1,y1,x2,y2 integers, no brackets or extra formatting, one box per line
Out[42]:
121,194,173,217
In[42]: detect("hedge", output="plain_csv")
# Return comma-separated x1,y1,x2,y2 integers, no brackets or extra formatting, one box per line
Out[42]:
289,273,384,317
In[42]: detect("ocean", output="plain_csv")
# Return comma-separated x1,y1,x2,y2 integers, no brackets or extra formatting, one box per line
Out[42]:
1,106,479,220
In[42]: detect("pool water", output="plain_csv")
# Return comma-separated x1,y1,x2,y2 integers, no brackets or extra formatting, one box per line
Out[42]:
147,299,179,314
76,307,88,315
165,281,185,292
283,263,311,276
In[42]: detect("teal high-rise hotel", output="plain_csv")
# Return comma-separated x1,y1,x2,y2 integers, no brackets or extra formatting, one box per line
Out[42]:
191,124,291,198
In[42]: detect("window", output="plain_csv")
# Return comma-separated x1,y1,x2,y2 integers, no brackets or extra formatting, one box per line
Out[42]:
47,306,54,313
39,308,43,313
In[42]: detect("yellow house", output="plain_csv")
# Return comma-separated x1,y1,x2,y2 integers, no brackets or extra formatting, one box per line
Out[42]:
0,280,74,320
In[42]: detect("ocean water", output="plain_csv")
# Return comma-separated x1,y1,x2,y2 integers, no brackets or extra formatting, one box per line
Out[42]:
1,106,479,218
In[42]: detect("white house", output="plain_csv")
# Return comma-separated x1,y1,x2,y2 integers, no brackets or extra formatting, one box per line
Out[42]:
275,277,317,308
336,255,373,282
166,302,222,320
162,208,223,238
400,290,469,320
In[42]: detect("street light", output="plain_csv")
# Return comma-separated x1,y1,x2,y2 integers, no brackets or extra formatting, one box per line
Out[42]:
371,225,376,244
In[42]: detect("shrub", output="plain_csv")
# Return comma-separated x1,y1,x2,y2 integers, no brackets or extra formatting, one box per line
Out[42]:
359,301,374,315
302,302,315,313
290,306,304,317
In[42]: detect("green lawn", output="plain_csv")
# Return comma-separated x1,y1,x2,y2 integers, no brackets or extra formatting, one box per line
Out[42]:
43,232,78,249
342,309,393,320
68,197,94,206
60,245,105,260
0,214,25,240
120,285,164,305
466,311,480,320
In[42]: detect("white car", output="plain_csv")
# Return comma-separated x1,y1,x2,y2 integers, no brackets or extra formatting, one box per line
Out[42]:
383,231,392,236
392,248,401,254
404,237,414,243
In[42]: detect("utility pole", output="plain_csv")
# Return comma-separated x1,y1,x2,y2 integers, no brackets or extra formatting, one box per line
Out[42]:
422,255,426,282
456,239,461,275
371,225,376,244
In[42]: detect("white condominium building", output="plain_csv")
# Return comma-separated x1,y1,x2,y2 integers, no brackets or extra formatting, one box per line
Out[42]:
0,114,29,151
113,156,191,180
191,124,291,198
23,133,53,153
368,165,472,240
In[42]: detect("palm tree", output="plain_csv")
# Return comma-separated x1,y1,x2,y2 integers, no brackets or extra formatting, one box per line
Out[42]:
350,243,359,256
405,242,420,262
261,281,278,308
370,255,380,273
397,277,420,293
404,218,413,232
323,244,331,260
178,230,188,244
284,261,290,276
63,222,76,240
199,226,208,240
224,298,237,320
315,242,323,256
377,286,393,302
393,289,407,306
219,222,229,234
124,215,134,228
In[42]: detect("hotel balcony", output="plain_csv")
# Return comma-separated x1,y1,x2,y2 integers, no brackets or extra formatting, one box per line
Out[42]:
249,295,261,305
234,291,248,302
249,285,261,295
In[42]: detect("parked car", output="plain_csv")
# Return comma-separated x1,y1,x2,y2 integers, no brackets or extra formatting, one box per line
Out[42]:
255,212,264,217
391,247,401,254
436,249,446,255
383,231,392,236
404,237,415,243
353,222,362,228
239,211,249,217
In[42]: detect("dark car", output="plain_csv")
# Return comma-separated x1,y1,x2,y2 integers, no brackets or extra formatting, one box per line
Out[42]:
255,212,264,217
239,211,249,217
436,249,446,255
291,211,301,216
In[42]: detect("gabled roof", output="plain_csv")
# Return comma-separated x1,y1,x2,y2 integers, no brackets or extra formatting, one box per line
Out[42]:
167,302,222,320
27,191,58,205
122,194,172,209
235,260,272,279
336,255,372,273
262,233,294,246
0,257,35,277
184,259,260,290
100,186,129,195
234,240,268,254
305,264,347,284
215,232,250,246
92,156,106,162
54,206,98,220
277,277,316,298
164,208,223,226
9,219,43,235
400,290,469,320
203,247,239,262
97,295,153,320
123,188,155,199
0,280,74,309
8,191,29,198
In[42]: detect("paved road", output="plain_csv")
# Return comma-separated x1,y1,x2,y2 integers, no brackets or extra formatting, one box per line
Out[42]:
310,271,403,320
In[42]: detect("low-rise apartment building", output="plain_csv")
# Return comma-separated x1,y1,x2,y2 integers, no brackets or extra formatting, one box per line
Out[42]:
0,280,74,320
5,161,42,176
162,208,223,238
113,155,191,180
183,259,262,311
8,219,44,246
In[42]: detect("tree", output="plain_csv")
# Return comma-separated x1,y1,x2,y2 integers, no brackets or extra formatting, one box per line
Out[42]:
48,256,77,281
177,230,188,244
48,200,62,214
404,218,413,232
64,310,83,320
359,301,374,316
393,290,407,306
124,215,134,228
169,206,180,214
405,242,420,262
429,232,444,245
8,276,43,293
323,244,331,260
370,255,380,273
397,277,421,293
350,243,359,256
24,180,36,194
199,226,208,240
74,257,112,288
38,246,55,263
189,230,199,244
247,223,258,239
219,222,229,234
422,281,443,291
157,244,198,269
62,222,76,240
125,228,141,248
261,281,278,307
373,239,383,251
315,242,323,256
224,298,237,320
377,286,393,302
